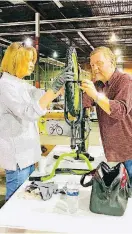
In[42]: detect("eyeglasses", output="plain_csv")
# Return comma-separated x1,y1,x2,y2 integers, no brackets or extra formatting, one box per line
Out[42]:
91,61,104,69
18,42,25,50
18,42,33,49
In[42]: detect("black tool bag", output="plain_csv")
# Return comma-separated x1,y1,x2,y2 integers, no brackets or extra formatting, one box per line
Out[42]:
80,162,130,216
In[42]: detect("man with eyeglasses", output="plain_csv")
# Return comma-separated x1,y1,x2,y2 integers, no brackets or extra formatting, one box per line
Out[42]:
81,46,132,190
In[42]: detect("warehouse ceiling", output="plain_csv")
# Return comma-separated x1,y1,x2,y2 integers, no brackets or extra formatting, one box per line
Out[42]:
0,0,132,64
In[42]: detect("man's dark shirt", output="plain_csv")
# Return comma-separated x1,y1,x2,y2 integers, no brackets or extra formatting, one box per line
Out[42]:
83,70,132,162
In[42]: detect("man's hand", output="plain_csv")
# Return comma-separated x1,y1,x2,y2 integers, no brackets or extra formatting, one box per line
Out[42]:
80,79,97,101
80,79,111,115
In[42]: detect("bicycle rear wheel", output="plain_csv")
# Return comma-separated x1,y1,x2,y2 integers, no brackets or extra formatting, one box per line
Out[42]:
49,127,54,134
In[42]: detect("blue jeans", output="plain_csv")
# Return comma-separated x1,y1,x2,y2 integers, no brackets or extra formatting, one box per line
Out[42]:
124,160,132,185
5,164,35,201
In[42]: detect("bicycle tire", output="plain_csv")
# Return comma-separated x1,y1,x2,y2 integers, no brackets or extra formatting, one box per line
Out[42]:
84,117,91,150
49,127,54,135
56,126,63,135
65,46,80,117
84,121,89,151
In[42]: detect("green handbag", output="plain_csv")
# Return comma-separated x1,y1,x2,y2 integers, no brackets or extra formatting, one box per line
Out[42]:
80,162,130,216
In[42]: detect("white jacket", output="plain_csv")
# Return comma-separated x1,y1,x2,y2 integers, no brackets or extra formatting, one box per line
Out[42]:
0,72,47,170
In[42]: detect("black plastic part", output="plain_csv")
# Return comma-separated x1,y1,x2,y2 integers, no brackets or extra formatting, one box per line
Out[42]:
55,168,90,174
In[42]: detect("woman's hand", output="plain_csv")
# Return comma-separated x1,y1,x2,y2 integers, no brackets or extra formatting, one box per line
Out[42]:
54,87,64,98
51,66,74,94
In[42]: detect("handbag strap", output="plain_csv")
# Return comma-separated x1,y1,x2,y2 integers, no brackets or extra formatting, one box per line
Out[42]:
80,169,96,187
80,161,113,188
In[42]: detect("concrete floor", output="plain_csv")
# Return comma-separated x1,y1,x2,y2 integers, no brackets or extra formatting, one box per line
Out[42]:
0,121,100,207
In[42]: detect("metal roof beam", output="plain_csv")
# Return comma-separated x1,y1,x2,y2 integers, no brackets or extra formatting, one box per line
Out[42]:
24,1,85,54
51,0,88,53
1,14,132,27
0,42,8,48
39,26,132,33
0,37,12,44
1,25,132,36
78,31,94,50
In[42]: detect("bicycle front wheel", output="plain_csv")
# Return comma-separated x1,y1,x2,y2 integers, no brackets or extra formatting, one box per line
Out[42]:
65,46,80,117
56,126,63,135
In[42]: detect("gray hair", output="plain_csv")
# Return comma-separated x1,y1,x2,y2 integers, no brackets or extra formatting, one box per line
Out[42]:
90,46,116,67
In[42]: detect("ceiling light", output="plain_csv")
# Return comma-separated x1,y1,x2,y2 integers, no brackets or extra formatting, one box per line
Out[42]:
114,49,121,56
53,51,58,58
110,33,117,43
9,0,24,4
117,57,123,63
53,0,63,8
118,67,123,72
24,38,33,47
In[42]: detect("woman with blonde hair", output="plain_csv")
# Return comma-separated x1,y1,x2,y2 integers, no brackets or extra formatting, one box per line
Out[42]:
0,42,73,200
